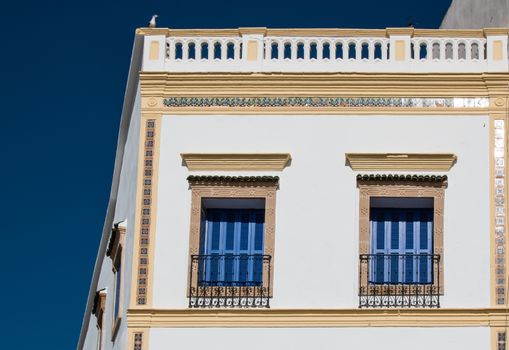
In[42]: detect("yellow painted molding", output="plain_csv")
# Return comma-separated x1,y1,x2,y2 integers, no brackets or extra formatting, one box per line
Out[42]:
134,27,501,39
414,29,485,38
493,41,503,61
139,72,509,98
127,308,509,328
484,28,509,36
345,153,457,171
266,28,387,37
395,40,405,61
386,27,414,36
247,41,258,61
149,41,159,60
181,153,291,171
239,27,267,35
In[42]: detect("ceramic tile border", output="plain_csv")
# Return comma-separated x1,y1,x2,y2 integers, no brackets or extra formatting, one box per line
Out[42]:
163,97,489,109
493,118,507,306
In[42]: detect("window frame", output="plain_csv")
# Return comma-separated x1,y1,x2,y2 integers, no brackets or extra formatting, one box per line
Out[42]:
187,176,278,298
357,175,446,295
93,289,106,350
106,222,126,340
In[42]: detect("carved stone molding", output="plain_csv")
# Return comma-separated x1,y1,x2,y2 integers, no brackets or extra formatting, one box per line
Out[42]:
346,153,457,171
181,153,291,171
187,177,278,296
358,179,446,295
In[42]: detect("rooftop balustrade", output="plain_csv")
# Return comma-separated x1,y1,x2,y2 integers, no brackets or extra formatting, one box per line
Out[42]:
139,28,509,73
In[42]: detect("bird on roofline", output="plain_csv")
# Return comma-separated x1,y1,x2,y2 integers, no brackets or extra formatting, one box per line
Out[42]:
149,14,158,28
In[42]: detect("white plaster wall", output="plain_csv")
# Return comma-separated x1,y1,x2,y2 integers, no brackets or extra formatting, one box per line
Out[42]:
82,86,141,350
149,327,490,350
153,115,490,309
441,0,509,29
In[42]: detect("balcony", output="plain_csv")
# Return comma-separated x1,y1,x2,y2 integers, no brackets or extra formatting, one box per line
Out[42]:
140,28,509,73
359,254,441,308
188,254,272,308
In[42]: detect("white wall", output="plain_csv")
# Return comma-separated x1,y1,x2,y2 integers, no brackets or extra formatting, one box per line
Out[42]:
82,86,141,350
441,0,509,29
153,114,490,309
149,327,489,350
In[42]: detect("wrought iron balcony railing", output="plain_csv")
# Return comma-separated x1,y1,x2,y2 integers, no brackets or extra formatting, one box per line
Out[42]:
359,253,441,308
188,254,271,308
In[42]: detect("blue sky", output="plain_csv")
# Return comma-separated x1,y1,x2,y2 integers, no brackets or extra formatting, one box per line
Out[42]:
0,0,451,348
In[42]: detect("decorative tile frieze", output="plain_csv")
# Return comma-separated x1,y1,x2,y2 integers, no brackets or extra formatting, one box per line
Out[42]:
133,332,143,350
498,331,507,350
163,97,489,108
136,119,157,306
494,119,506,306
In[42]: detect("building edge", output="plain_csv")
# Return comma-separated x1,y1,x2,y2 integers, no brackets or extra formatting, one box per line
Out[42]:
76,33,144,350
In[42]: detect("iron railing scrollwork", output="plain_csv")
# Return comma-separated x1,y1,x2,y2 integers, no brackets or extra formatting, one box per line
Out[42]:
359,254,441,308
188,254,271,308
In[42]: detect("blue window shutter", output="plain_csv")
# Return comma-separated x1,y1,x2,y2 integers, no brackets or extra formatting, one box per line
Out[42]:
252,210,265,284
405,211,414,250
390,210,399,250
202,208,265,286
370,207,434,285
225,211,235,251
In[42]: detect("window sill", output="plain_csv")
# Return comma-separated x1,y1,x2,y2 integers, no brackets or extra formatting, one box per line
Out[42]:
111,316,122,342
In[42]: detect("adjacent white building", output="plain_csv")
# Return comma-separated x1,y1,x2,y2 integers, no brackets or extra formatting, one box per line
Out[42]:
77,19,509,350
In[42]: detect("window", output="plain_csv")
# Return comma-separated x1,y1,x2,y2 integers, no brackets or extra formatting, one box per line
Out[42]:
357,174,446,308
187,176,278,308
106,221,126,338
369,198,434,285
113,253,122,322
198,200,265,287
92,289,106,350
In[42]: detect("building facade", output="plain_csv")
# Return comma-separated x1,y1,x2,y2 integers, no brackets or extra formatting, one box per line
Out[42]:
441,0,509,29
78,26,509,350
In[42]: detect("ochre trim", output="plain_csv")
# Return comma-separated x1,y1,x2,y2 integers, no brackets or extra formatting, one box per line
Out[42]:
131,115,162,308
127,329,148,350
491,327,507,350
493,41,503,61
127,308,509,328
149,41,159,60
395,40,405,61
484,28,509,36
181,153,291,171
346,153,457,171
387,28,414,36
247,41,258,61
139,72,509,98
135,27,500,38
239,27,267,35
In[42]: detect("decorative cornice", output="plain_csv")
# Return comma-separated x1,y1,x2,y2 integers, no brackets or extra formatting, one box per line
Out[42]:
140,72,509,98
356,174,448,184
239,27,267,35
346,153,457,171
181,153,291,171
187,175,279,187
127,308,509,328
163,97,488,109
484,28,509,36
134,27,502,39
386,27,414,36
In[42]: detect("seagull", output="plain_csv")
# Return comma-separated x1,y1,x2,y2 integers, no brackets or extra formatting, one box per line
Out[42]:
149,14,158,28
